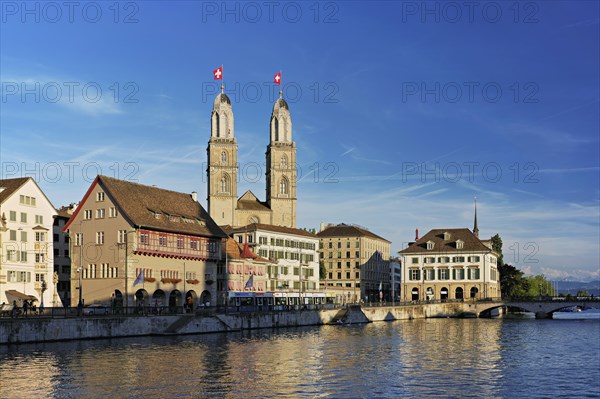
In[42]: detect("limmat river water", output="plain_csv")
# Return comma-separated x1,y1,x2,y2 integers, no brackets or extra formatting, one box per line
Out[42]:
1,314,599,399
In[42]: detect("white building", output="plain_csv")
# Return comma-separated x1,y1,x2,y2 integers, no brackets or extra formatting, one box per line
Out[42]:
228,224,319,295
0,178,57,307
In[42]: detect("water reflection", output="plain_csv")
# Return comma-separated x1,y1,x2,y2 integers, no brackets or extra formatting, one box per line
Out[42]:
1,319,598,399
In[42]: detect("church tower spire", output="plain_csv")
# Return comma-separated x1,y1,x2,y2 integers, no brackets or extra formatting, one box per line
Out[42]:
473,197,479,238
266,92,296,227
207,91,238,226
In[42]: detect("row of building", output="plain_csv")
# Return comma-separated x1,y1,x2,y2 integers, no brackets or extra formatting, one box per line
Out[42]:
0,90,500,309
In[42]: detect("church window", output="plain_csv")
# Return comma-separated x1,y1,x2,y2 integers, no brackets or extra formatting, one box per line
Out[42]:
220,174,230,194
280,154,288,169
279,177,289,195
273,117,279,141
213,112,220,137
220,151,228,164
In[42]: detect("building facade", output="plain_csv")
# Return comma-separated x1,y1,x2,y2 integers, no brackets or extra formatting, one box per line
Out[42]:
317,223,391,304
399,228,501,302
63,175,227,309
228,223,319,296
0,177,57,307
53,205,76,306
207,90,297,228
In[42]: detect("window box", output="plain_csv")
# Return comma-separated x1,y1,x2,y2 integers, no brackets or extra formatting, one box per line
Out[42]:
187,279,199,285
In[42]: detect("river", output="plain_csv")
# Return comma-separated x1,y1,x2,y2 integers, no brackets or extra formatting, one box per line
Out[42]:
1,315,599,398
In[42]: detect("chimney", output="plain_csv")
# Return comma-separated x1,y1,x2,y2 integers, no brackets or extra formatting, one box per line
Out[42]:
319,222,325,232
415,228,419,241
191,191,198,202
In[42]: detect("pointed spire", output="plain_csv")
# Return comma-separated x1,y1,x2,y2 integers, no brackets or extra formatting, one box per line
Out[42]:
473,197,479,238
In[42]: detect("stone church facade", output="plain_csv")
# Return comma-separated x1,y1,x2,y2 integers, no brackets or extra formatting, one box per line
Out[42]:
207,89,297,228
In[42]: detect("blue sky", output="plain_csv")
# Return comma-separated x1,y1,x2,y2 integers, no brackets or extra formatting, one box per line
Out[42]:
1,1,599,281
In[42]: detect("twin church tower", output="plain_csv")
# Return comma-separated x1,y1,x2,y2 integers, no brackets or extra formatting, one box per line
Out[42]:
206,88,297,228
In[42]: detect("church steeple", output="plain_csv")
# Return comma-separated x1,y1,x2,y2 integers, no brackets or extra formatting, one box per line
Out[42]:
207,89,238,226
266,91,296,227
473,197,479,238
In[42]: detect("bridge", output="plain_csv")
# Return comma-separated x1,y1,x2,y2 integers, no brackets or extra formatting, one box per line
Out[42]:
481,299,600,319
359,298,600,320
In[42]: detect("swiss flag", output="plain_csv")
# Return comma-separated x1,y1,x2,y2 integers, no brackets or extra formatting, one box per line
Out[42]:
274,72,281,85
213,66,223,80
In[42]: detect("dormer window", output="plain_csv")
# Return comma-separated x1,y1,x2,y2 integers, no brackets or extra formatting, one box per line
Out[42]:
426,241,434,250
443,232,451,240
456,240,464,249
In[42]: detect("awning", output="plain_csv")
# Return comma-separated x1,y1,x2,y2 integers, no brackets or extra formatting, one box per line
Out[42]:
440,288,448,295
5,290,37,301
411,288,418,294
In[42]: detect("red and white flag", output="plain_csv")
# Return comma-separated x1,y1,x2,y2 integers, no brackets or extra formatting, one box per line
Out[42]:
274,71,281,85
213,66,223,80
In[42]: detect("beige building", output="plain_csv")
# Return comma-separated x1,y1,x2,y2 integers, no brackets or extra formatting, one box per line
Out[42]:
0,177,57,307
317,223,391,304
399,228,501,302
207,89,296,228
228,223,320,295
63,175,227,309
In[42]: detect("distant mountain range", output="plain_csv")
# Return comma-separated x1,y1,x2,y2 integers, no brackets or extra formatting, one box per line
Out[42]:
556,280,600,296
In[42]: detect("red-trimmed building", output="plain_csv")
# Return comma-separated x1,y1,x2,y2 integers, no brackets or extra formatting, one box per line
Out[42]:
63,175,227,309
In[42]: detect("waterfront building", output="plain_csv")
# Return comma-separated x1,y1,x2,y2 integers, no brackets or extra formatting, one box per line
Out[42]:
390,258,401,301
399,221,501,301
63,175,227,309
317,223,391,304
207,88,297,228
219,237,271,307
227,224,320,303
53,204,76,305
0,177,57,307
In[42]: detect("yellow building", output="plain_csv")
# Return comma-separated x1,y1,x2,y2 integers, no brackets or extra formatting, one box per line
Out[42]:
317,223,391,304
64,175,227,310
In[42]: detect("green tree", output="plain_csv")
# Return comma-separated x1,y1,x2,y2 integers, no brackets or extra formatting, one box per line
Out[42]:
490,233,504,267
524,275,556,297
319,261,327,280
498,263,529,298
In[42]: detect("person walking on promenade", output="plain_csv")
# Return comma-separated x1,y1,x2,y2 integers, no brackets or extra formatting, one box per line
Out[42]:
23,300,29,316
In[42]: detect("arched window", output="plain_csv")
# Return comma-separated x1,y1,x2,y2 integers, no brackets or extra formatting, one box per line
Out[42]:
213,112,220,137
220,151,228,164
274,117,279,141
280,154,288,169
280,177,289,195
248,215,259,224
220,174,230,194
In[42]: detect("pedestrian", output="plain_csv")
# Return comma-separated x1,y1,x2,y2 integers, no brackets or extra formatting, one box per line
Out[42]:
23,300,29,316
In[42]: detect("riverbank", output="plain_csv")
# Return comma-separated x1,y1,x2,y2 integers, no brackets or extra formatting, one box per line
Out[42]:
0,302,498,344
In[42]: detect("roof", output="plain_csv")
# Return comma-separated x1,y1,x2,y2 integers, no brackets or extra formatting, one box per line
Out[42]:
399,228,492,254
273,97,289,111
0,177,56,212
317,223,390,243
214,92,231,106
222,237,270,262
55,207,73,219
64,176,227,239
236,190,272,212
0,177,29,203
232,223,317,239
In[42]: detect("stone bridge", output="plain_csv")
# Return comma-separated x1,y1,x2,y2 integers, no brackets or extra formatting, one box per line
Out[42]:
477,300,600,319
